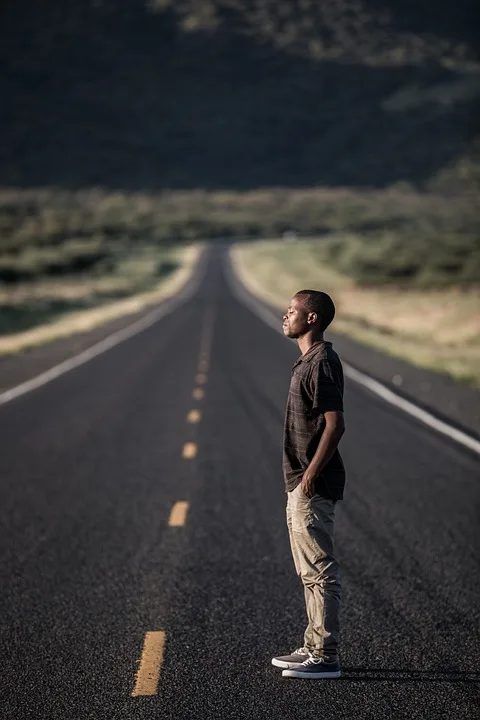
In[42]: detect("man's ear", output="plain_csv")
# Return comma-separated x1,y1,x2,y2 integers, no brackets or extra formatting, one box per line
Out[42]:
307,311,318,325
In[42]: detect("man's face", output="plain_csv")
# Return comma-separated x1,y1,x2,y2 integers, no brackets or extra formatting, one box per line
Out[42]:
282,296,310,339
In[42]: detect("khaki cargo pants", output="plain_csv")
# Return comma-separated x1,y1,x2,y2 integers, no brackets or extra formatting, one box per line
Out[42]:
286,483,341,660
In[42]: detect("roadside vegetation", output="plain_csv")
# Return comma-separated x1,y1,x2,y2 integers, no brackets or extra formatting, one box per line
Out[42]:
1,1,478,358
0,244,199,355
231,239,480,387
0,184,478,357
2,185,478,286
0,189,200,352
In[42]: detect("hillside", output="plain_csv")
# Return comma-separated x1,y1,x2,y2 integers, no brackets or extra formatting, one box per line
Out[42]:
1,0,479,193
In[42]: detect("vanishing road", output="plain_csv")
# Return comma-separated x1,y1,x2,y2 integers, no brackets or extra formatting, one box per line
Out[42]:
1,247,479,719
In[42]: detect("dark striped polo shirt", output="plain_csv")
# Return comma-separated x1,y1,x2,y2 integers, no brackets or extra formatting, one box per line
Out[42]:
283,340,346,499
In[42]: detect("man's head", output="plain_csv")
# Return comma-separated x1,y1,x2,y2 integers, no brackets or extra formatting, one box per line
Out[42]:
282,290,335,339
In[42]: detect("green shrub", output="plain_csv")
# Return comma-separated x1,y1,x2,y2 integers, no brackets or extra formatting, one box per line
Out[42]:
1,187,478,288
311,232,479,287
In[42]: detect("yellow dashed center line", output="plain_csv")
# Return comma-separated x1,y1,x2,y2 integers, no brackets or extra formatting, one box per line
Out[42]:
187,409,201,423
197,305,215,371
131,306,216,698
168,501,189,527
182,442,197,459
132,631,166,697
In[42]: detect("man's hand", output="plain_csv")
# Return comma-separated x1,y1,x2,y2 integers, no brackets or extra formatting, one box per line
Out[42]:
300,473,315,498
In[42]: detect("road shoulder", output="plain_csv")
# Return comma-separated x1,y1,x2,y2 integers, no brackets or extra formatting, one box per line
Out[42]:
0,247,205,396
227,247,480,439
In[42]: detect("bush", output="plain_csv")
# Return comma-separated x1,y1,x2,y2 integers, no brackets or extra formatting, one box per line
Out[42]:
311,232,479,287
0,187,478,288
0,239,113,283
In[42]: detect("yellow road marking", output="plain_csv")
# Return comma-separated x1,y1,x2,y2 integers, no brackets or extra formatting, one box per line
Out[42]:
192,388,205,400
182,442,197,459
187,409,201,423
132,631,166,697
168,501,189,527
198,305,216,370
195,373,207,385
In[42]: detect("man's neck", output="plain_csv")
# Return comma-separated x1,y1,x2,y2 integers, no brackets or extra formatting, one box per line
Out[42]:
298,332,324,356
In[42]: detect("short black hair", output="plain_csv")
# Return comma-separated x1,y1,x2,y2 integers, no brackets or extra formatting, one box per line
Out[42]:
295,290,335,332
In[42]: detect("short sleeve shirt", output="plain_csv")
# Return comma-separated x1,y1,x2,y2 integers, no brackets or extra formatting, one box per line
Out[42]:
283,341,346,499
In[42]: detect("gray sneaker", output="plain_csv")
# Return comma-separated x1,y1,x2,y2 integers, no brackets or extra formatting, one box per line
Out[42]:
271,648,309,669
282,656,341,679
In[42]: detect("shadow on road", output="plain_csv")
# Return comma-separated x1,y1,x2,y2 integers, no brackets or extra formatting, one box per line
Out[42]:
342,667,480,683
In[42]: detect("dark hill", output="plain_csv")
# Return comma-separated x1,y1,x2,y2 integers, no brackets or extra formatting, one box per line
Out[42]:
0,0,478,192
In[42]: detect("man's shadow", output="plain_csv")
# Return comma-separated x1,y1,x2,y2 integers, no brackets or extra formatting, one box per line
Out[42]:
341,667,480,683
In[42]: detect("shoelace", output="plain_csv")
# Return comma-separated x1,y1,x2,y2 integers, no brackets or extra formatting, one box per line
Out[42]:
302,656,325,666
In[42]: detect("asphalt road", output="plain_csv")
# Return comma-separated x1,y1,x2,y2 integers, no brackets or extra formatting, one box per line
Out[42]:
1,248,479,720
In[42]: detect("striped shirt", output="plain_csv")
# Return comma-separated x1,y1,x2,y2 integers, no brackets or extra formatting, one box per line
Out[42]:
283,341,346,499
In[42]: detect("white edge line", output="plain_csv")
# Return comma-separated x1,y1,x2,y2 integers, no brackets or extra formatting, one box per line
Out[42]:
226,248,480,457
0,249,208,407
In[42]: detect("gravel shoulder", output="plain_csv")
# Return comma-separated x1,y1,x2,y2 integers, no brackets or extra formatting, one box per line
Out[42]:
332,332,480,439
0,246,203,395
230,245,480,438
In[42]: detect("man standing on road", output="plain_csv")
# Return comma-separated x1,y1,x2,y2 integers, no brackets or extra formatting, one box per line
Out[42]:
272,290,346,680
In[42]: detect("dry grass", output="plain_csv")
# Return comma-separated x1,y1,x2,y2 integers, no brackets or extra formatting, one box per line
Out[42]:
0,244,201,355
231,239,480,385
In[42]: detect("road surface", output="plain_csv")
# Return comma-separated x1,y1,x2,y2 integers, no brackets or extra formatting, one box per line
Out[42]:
1,247,479,719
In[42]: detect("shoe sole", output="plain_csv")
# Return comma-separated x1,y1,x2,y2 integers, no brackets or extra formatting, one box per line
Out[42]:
271,659,307,669
282,669,342,679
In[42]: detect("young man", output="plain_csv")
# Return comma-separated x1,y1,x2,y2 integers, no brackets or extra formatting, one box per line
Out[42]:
272,290,346,679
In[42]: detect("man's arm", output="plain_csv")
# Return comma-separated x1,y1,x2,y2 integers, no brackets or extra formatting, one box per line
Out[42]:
301,411,345,498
